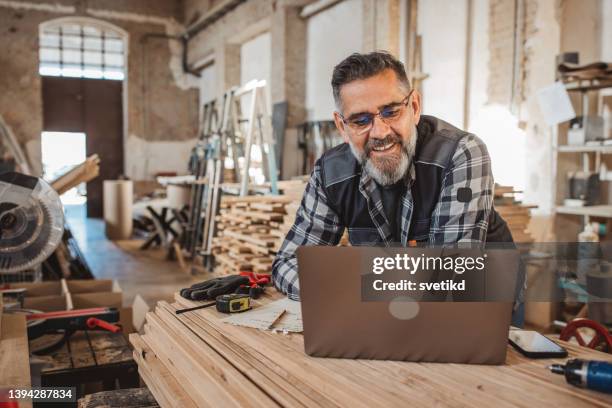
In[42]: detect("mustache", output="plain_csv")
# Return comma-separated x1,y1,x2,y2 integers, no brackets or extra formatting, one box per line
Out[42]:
365,134,403,155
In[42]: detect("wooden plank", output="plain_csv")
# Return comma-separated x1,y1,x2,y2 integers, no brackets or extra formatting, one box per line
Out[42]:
145,308,278,408
141,324,217,408
156,301,315,408
241,242,271,255
173,242,187,271
0,114,32,174
51,154,100,195
130,333,198,408
222,196,294,204
224,230,276,247
0,314,33,407
249,202,286,213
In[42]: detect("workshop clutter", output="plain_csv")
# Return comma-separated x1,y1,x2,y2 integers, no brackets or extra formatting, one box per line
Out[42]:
5,279,140,333
9,279,121,310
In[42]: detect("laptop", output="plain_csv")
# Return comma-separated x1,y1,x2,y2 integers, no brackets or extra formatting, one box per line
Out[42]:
297,246,518,364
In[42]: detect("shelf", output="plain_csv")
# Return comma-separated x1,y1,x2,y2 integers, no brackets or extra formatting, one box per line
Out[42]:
564,78,612,92
557,145,612,153
556,205,612,218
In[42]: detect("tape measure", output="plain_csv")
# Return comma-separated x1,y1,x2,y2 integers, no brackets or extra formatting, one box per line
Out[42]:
215,293,251,313
175,293,251,315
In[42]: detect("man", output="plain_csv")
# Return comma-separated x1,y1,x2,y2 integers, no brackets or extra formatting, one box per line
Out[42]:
273,51,512,301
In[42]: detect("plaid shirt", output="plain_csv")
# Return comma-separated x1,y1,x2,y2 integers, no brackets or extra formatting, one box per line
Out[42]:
272,133,493,301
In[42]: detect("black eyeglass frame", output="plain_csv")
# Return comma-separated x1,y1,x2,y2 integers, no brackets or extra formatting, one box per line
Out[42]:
338,89,415,135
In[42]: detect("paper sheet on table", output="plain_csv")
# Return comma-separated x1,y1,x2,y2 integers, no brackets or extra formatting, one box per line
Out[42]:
222,298,303,333
536,82,576,126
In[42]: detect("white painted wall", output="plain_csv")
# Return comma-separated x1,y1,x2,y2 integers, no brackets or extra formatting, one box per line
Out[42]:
199,63,216,105
398,0,408,65
519,0,561,213
467,0,527,194
418,0,467,128
602,0,612,61
240,31,272,112
125,135,196,179
467,0,489,130
305,0,363,120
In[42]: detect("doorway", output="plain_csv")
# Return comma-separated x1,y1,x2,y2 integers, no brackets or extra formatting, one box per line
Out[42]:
39,18,126,218
41,76,124,218
41,131,87,219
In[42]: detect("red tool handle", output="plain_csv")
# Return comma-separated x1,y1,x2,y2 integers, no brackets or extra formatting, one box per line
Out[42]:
86,317,121,333
0,389,19,408
26,307,110,321
240,271,270,285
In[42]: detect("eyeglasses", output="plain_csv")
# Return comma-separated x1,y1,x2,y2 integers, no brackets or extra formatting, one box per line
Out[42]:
339,91,414,136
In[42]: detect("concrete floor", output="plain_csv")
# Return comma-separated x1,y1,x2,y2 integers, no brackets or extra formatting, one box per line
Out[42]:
65,204,201,308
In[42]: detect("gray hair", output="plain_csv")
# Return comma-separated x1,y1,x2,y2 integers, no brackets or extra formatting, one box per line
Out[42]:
331,51,412,109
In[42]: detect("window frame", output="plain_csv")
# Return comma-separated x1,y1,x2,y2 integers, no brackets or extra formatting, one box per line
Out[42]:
39,17,128,81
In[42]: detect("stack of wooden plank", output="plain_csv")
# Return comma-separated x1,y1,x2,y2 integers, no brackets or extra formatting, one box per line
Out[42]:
277,178,308,199
51,154,100,195
212,195,301,275
130,295,285,408
494,184,536,243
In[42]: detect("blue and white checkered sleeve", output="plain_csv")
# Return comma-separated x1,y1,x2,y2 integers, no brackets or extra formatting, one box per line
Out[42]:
429,134,493,245
272,161,344,301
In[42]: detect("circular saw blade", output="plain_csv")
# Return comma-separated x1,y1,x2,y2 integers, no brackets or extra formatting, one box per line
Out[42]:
0,173,64,273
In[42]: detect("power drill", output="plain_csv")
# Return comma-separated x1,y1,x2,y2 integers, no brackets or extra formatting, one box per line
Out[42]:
549,359,612,393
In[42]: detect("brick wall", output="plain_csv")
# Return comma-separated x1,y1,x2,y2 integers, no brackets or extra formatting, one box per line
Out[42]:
0,0,198,177
488,0,516,106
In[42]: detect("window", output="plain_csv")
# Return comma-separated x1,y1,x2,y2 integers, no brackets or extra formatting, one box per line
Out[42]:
39,20,126,80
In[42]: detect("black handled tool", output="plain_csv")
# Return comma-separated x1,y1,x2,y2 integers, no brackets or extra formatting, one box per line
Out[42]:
175,301,217,315
175,294,251,315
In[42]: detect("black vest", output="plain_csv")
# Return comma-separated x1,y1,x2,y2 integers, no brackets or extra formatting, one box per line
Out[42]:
319,115,513,246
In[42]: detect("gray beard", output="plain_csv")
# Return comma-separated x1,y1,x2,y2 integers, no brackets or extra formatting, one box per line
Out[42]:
349,126,417,186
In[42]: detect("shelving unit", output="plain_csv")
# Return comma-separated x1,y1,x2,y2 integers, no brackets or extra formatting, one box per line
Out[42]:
552,78,612,237
555,205,612,218
557,145,612,153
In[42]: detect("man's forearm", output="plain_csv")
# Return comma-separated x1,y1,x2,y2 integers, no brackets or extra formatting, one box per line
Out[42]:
272,247,301,301
271,161,344,300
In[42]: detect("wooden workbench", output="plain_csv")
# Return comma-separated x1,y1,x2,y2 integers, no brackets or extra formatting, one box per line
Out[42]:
130,294,612,407
36,330,139,389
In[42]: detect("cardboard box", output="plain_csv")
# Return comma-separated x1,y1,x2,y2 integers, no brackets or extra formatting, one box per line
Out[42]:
14,281,62,297
13,281,66,311
69,279,123,309
23,295,68,312
11,279,122,311
5,279,146,336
